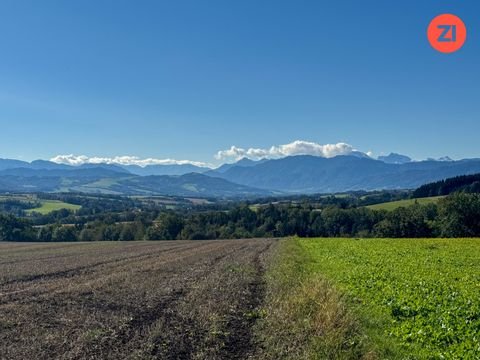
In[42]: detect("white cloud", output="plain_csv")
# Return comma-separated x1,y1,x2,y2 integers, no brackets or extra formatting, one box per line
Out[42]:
51,141,367,168
215,140,358,161
50,154,210,168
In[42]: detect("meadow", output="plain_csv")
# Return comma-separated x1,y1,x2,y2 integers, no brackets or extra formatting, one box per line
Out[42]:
259,238,480,359
25,199,81,215
366,196,444,211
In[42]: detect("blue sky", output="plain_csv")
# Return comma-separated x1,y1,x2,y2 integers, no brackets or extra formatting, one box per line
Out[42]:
0,0,479,165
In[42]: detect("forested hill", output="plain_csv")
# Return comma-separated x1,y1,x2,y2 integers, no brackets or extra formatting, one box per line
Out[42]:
413,173,480,198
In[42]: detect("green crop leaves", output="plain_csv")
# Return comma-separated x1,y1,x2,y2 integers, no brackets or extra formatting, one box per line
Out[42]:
298,238,480,359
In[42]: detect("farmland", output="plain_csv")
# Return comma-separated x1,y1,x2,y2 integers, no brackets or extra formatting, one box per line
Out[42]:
263,238,480,359
25,199,81,215
0,239,276,359
366,196,444,211
1,237,480,359
0,194,81,216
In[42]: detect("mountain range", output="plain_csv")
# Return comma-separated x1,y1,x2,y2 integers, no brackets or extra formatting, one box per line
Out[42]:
208,155,480,193
1,154,480,197
0,162,269,198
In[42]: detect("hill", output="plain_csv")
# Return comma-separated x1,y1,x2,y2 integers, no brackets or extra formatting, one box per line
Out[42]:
413,173,480,198
109,173,273,197
0,167,271,198
366,196,444,211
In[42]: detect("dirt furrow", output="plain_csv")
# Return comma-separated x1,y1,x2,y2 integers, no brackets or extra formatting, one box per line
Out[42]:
0,239,277,360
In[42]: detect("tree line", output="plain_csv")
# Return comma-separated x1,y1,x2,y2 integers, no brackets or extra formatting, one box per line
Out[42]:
1,192,479,241
413,173,480,198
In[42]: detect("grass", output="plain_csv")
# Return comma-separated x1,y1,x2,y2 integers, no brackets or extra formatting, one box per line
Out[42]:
366,196,444,211
26,200,81,215
256,239,382,359
267,237,480,359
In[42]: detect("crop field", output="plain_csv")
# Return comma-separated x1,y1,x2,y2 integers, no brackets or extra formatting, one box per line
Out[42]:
25,199,81,214
366,196,444,211
0,239,275,359
2,237,479,360
268,238,480,359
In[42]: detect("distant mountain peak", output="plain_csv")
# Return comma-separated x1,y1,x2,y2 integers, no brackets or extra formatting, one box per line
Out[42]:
209,157,268,175
438,156,453,162
378,153,412,164
235,157,258,165
349,151,371,159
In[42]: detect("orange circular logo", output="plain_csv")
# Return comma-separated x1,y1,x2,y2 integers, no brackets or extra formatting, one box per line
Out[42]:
427,14,466,53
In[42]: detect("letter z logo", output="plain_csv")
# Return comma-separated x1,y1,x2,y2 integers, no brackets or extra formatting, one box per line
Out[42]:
437,25,456,42
428,14,466,53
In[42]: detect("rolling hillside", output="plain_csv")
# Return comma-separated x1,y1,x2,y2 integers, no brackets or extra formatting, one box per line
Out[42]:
366,196,444,211
0,166,271,198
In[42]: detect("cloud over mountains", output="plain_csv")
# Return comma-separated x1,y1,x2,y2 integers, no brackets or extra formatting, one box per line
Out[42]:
50,155,210,168
215,140,358,161
50,141,368,167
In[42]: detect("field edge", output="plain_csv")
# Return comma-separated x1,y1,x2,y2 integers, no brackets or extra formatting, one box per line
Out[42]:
254,237,387,360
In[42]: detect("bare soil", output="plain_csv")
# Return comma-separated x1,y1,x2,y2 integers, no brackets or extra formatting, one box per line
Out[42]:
0,239,276,359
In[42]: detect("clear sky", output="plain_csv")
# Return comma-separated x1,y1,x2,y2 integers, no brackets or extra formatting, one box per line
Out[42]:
0,0,479,165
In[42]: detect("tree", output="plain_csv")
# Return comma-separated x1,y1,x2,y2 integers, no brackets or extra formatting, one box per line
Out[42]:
119,224,136,241
436,193,480,237
0,214,36,241
147,213,184,240
52,226,78,241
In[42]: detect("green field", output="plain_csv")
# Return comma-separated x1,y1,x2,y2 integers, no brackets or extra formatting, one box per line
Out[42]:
366,196,444,211
260,238,480,359
26,200,81,215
